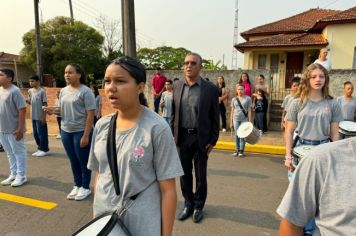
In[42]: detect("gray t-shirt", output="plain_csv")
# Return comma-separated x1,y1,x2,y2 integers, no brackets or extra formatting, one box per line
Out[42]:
286,98,342,140
231,96,252,122
281,94,292,111
28,87,47,120
0,85,27,133
337,96,356,121
160,91,173,118
59,85,96,133
94,95,102,116
277,137,356,236
88,108,183,235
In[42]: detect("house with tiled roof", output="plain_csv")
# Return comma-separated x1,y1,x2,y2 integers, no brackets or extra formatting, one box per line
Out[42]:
0,52,35,87
235,7,356,89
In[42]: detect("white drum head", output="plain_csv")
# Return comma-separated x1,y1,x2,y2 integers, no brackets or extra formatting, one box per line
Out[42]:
237,122,253,138
339,121,356,133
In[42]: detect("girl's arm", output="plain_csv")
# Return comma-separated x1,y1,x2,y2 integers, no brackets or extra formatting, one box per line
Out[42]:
248,107,252,122
284,120,296,171
230,107,234,129
97,103,102,118
330,122,339,141
279,219,303,236
80,110,94,148
221,88,228,100
159,178,177,236
281,111,286,129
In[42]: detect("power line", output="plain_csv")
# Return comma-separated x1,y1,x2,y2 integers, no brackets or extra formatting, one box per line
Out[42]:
323,0,342,8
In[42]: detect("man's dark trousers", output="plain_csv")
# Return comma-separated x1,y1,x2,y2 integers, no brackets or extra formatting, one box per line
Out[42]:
178,131,208,210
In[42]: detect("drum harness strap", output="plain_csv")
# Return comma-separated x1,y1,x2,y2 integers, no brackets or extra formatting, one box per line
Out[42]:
236,97,248,118
100,112,152,236
72,112,155,236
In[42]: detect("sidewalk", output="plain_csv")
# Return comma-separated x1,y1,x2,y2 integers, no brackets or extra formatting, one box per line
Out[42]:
25,119,286,155
216,130,285,155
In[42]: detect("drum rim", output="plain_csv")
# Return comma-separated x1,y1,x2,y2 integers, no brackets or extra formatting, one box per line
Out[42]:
339,121,356,133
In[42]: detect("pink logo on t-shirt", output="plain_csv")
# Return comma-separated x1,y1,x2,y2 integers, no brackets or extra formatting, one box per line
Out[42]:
132,146,144,159
324,106,331,113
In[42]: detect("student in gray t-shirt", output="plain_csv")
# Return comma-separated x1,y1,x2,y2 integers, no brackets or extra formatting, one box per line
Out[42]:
230,84,252,157
337,81,356,122
28,75,49,157
277,137,356,236
159,79,173,124
0,69,28,187
281,77,300,130
45,63,95,201
284,63,342,234
87,57,183,236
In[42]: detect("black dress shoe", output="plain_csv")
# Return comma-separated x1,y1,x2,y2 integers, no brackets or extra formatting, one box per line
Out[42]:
192,209,204,223
177,207,193,221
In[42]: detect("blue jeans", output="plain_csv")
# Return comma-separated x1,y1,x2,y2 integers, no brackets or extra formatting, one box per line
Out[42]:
0,133,27,176
61,130,92,189
233,120,245,152
32,120,49,152
154,96,161,113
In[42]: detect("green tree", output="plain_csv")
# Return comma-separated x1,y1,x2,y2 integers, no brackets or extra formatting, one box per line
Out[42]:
202,59,227,70
137,46,191,69
20,16,105,86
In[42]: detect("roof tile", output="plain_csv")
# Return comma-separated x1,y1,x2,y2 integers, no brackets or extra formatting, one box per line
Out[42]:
235,33,328,52
241,8,340,38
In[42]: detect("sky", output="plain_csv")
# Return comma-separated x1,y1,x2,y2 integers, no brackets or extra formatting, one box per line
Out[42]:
1,0,355,69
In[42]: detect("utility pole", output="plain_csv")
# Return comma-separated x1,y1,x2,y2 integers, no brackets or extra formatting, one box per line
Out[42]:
231,0,239,69
34,0,43,83
121,0,136,57
69,0,74,22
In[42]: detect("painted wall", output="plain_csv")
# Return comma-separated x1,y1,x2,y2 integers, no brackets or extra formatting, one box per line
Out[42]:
323,23,356,69
242,47,320,70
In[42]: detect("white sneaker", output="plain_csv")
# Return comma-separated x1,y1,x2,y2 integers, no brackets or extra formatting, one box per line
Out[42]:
35,150,49,157
75,187,91,201
1,175,16,186
56,134,61,139
11,175,27,187
232,152,238,157
238,152,244,157
67,186,80,200
32,150,40,156
222,128,227,132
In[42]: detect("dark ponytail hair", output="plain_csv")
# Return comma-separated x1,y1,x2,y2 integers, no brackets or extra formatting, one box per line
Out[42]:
110,56,148,107
68,63,86,84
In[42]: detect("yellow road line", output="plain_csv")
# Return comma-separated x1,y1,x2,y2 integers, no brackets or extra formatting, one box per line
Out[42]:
0,192,57,210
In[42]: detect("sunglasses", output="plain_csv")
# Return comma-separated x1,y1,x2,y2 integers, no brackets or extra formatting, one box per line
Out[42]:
183,61,198,66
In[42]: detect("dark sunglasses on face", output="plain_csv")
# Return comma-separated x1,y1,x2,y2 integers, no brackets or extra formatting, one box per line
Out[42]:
183,61,197,66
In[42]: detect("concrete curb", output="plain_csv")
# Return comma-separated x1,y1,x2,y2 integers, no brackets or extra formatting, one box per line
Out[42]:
215,141,285,155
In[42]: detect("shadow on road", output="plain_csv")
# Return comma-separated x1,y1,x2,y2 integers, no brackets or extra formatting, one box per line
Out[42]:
204,204,280,230
208,168,269,179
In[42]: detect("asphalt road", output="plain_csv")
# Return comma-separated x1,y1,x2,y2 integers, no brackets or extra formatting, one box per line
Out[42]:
0,135,288,236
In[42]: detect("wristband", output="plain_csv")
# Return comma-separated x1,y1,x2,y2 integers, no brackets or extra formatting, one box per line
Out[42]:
285,155,293,160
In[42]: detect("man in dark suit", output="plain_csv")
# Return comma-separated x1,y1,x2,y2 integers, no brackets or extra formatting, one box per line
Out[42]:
171,52,219,223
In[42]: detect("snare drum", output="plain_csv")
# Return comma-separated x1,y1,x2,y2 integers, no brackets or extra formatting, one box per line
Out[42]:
339,121,356,137
292,145,314,167
237,122,262,144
